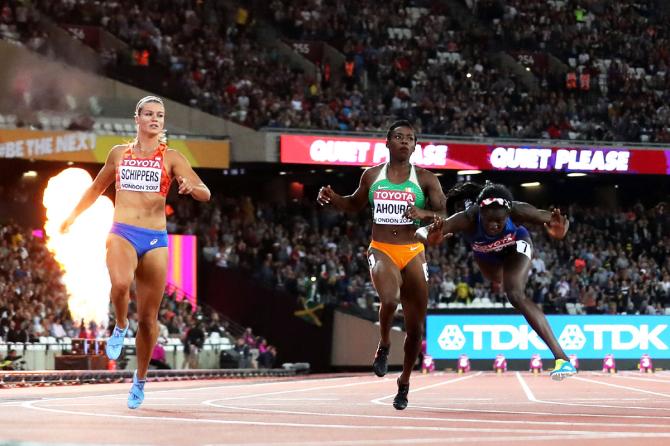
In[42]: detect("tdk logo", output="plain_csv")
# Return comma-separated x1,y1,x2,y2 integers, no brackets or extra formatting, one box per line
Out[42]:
436,324,668,351
558,325,587,350
438,325,466,350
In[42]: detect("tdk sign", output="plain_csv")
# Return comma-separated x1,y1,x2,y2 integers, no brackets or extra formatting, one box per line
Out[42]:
426,315,670,359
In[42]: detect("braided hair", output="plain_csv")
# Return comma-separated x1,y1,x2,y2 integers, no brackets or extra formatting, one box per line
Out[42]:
446,181,514,214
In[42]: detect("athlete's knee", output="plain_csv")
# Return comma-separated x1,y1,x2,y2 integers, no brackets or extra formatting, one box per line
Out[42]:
505,287,527,307
379,290,401,307
404,330,422,347
109,275,132,297
136,314,157,330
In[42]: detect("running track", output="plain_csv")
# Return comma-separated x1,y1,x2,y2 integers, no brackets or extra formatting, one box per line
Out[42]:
2,371,670,445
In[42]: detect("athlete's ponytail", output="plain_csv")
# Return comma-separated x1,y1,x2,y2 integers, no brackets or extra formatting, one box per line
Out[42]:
446,181,484,214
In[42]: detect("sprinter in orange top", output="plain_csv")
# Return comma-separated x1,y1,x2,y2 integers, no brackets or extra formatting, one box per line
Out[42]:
60,96,210,409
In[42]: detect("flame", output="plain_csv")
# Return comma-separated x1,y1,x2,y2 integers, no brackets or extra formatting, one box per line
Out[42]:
43,168,114,328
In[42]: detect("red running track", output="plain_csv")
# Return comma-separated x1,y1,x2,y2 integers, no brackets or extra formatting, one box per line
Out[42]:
2,371,670,445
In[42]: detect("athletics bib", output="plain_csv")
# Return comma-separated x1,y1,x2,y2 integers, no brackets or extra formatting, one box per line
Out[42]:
372,190,415,225
118,158,163,193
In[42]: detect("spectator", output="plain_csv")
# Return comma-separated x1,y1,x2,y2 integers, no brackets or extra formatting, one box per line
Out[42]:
182,321,205,369
150,338,171,370
233,337,252,369
258,345,278,369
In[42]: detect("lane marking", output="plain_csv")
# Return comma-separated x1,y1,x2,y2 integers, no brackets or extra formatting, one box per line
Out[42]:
208,400,670,430
201,432,670,446
370,372,482,405
516,372,670,413
574,376,670,398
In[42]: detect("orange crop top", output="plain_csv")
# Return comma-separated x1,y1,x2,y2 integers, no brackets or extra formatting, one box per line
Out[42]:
115,143,171,197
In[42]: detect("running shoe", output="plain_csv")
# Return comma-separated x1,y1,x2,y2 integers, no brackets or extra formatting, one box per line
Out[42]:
105,322,128,360
127,370,145,409
372,344,390,377
550,358,577,381
393,378,409,410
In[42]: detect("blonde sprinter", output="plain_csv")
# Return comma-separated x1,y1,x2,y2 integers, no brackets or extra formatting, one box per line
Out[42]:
61,96,210,408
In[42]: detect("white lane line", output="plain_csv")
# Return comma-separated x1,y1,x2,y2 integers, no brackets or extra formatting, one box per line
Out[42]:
516,371,536,401
202,432,670,446
23,397,656,435
9,374,390,406
264,398,340,401
612,374,670,384
370,372,483,405
574,376,670,398
206,400,670,429
205,376,395,403
516,372,670,412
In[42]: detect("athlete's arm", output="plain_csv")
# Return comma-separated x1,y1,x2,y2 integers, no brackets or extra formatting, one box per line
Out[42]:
404,169,447,222
317,168,373,213
415,209,473,245
60,146,120,233
511,202,569,240
169,150,211,202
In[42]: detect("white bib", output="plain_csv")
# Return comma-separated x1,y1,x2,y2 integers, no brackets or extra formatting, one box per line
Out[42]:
118,158,162,193
372,190,415,225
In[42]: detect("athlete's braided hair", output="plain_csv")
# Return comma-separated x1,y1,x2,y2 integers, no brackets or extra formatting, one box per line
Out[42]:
446,181,514,213
476,182,514,209
445,181,484,214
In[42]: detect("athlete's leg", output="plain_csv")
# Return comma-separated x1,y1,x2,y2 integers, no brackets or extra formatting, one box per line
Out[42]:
502,241,568,361
398,252,428,385
369,248,402,375
369,248,402,347
475,258,503,289
134,247,168,380
106,234,138,329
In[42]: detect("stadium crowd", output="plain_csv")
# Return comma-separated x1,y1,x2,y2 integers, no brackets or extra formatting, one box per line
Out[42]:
173,193,670,316
0,0,666,142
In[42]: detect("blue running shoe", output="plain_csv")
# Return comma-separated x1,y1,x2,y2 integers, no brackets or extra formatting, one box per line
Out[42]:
550,359,577,381
127,370,145,409
105,322,128,360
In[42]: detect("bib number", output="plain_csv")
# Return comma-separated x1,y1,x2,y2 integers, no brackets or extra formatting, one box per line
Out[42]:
516,240,531,259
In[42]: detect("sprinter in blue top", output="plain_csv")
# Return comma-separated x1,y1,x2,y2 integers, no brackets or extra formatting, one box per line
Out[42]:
415,181,577,380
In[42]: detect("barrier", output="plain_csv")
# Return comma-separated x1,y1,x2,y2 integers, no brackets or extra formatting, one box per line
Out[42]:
0,339,236,371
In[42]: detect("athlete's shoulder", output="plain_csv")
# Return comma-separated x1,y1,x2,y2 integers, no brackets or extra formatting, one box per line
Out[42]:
106,144,130,162
362,163,384,177
166,147,185,159
368,162,385,172
110,143,131,153
414,165,438,179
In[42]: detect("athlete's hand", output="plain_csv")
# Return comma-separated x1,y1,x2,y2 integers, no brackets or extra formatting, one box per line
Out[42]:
317,185,336,206
177,176,194,195
427,218,448,245
416,218,450,246
60,215,75,234
544,208,569,240
403,202,425,220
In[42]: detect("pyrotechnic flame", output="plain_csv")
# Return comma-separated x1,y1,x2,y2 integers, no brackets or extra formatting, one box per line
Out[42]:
43,168,114,328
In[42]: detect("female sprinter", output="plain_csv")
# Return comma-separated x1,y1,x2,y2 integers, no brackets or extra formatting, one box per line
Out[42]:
317,120,446,409
60,96,210,408
416,182,576,380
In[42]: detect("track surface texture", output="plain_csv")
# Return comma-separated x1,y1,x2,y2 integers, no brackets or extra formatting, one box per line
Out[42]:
2,371,670,445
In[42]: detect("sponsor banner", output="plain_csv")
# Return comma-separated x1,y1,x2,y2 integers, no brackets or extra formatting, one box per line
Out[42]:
426,315,670,359
0,129,229,168
280,134,670,174
281,134,476,169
